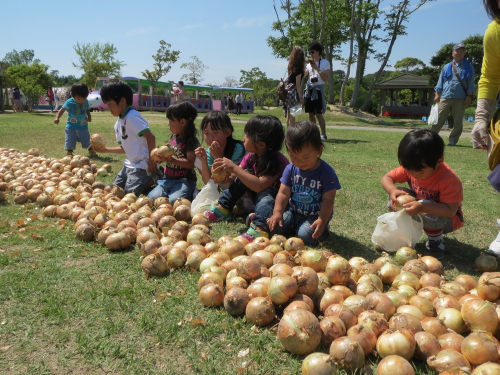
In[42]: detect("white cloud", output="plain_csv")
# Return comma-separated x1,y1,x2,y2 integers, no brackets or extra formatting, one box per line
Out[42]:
126,27,153,37
223,16,268,29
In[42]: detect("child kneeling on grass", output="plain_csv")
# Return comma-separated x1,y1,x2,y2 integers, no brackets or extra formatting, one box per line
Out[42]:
91,81,158,196
204,115,289,242
267,121,341,244
381,129,464,260
54,83,96,157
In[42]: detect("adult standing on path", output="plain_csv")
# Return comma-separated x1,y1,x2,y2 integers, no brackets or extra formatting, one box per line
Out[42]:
282,46,305,128
304,41,330,140
47,87,55,112
431,43,475,146
235,91,243,115
227,93,235,115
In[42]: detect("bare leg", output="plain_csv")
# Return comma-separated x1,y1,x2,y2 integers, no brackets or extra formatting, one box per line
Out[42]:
316,113,326,136
308,113,316,123
289,113,296,127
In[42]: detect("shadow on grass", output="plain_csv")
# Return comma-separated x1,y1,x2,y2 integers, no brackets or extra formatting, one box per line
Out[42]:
91,156,117,163
323,139,370,145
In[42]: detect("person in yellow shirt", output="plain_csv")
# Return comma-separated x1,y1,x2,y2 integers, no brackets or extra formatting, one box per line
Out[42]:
471,0,500,150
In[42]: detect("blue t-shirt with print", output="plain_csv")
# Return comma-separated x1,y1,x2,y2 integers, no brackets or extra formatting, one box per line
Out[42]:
280,159,341,216
62,98,90,129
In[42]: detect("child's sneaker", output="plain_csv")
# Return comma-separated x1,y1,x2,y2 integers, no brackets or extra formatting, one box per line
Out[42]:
487,219,500,256
204,205,231,222
245,213,255,228
66,150,74,157
239,225,268,243
425,238,445,260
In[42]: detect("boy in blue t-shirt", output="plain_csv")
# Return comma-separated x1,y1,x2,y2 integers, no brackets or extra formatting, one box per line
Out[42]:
54,83,97,157
268,121,341,244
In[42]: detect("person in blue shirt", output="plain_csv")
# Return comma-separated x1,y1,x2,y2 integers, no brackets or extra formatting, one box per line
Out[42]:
431,43,475,146
54,83,97,157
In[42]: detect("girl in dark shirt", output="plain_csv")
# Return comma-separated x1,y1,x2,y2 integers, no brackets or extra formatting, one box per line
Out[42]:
282,46,305,127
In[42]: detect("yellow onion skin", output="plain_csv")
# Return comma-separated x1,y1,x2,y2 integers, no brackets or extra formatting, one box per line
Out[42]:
358,310,388,337
365,292,395,320
346,324,377,356
278,309,321,355
472,362,500,374
421,256,444,275
141,252,169,276
475,253,498,272
199,283,224,307
418,287,440,302
461,331,500,366
397,304,424,321
223,287,250,316
441,281,468,299
379,262,401,285
438,308,467,334
329,337,365,371
245,297,275,326
461,299,499,334
343,295,369,316
421,317,449,338
409,295,436,317
376,328,416,360
427,349,471,373
420,272,444,288
301,353,336,375
433,294,462,315
324,304,358,330
268,275,298,305
388,313,422,336
300,250,328,272
403,259,429,278
198,272,223,291
414,331,441,361
284,300,312,314
325,255,352,285
320,316,346,347
392,271,420,291
439,331,464,352
385,291,408,309
289,294,315,311
395,247,417,266
455,275,478,291
317,289,344,313
377,355,415,375
292,266,319,297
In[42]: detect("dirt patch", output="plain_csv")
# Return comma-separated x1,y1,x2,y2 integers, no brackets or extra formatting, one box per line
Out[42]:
63,253,110,268
329,105,390,123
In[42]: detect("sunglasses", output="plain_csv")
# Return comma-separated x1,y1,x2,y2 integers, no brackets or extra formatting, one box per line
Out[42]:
308,50,316,54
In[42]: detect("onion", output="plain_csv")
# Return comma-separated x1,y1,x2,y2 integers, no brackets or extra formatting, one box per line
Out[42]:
269,264,293,278
395,247,417,266
318,289,344,313
320,316,346,347
289,294,315,311
284,300,312,314
374,253,397,269
140,239,162,256
199,283,224,307
331,285,354,300
414,331,441,361
268,275,298,305
324,304,358,330
472,362,500,374
356,282,380,297
396,284,417,299
166,247,186,268
460,294,482,305
185,250,207,270
358,274,383,291
347,324,377,355
433,294,462,315
421,256,444,275
198,272,224,290
269,234,286,247
246,297,275,326
264,244,283,255
389,313,422,335
417,287,440,302
273,251,295,268
301,250,328,272
278,309,321,355
379,262,401,284
477,281,500,302
75,223,95,241
329,337,365,371
252,236,270,250
427,349,471,373
455,275,478,291
251,250,274,268
438,308,467,333
403,259,429,278
358,310,388,337
385,291,408,309
220,240,245,259
461,298,498,333
199,258,219,273
392,271,420,290
343,295,369,316
237,257,261,281
325,255,351,285
409,295,435,317
223,287,250,316
377,355,415,375
439,331,464,352
475,252,498,272
283,237,305,252
398,304,424,320
360,263,380,276
291,267,319,297
301,353,336,375
441,281,468,299
210,252,230,265
141,252,169,276
366,292,395,320
348,256,369,271
421,317,449,338
226,276,248,290
376,328,416,359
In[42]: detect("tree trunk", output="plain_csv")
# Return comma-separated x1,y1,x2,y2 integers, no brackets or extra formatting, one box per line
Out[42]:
340,0,356,105
310,0,317,41
325,48,334,104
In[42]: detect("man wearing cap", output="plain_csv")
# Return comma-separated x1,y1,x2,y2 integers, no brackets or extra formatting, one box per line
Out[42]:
431,43,475,146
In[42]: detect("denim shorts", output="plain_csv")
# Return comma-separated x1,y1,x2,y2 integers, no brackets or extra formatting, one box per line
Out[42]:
113,166,152,196
65,127,90,150
147,178,197,201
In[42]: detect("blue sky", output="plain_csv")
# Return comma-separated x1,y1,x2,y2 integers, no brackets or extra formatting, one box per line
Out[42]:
0,0,491,86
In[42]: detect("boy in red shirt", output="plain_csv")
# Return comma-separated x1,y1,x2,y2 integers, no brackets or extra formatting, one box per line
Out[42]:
381,129,464,259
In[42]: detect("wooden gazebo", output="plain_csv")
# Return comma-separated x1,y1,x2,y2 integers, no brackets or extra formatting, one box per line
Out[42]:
374,73,435,117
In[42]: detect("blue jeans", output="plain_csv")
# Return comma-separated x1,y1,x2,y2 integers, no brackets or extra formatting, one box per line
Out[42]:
113,166,152,196
65,127,91,150
274,211,330,245
219,178,277,232
148,178,196,201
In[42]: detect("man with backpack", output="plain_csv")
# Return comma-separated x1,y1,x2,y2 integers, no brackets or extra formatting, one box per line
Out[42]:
431,43,475,146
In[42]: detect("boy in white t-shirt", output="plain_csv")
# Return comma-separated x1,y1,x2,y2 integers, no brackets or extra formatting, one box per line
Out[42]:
91,81,159,195
304,41,330,141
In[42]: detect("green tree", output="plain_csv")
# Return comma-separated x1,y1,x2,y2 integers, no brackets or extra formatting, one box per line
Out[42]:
72,42,125,88
239,68,278,106
180,56,207,85
142,40,180,111
394,57,425,72
2,49,39,66
5,63,52,111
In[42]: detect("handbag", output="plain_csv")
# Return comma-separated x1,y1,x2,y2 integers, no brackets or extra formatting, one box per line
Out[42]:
451,61,472,100
277,69,290,102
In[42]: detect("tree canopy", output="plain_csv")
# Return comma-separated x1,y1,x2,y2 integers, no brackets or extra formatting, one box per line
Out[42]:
2,49,39,67
5,63,52,110
394,57,425,72
239,67,277,105
180,56,207,85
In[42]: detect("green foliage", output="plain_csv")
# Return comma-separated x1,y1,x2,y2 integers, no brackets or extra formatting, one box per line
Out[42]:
5,63,53,109
72,42,125,89
1,49,39,67
394,57,425,72
180,56,207,85
239,67,278,105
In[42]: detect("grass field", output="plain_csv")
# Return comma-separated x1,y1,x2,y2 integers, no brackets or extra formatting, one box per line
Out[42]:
0,109,498,374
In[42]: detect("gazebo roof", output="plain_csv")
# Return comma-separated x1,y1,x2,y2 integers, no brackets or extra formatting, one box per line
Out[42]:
374,73,434,90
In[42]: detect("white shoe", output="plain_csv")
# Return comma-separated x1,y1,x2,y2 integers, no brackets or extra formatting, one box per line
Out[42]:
321,135,328,141
487,219,500,256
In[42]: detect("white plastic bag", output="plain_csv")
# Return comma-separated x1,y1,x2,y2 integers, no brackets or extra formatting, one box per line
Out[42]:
428,103,439,125
290,104,303,117
191,179,222,216
371,210,423,253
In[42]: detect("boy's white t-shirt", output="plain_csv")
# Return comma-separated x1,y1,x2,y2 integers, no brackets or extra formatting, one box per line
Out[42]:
306,58,331,86
114,108,151,171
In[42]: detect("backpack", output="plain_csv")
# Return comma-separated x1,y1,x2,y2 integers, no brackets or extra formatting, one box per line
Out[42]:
488,108,500,171
277,71,290,102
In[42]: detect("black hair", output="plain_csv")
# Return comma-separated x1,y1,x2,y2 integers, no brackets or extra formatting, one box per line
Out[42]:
244,115,285,177
166,101,198,147
71,83,89,99
100,81,133,106
398,129,444,170
285,121,323,154
200,111,243,159
308,41,323,55
178,81,184,85
483,0,500,20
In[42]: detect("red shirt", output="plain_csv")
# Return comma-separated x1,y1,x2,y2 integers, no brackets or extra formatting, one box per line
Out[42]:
390,162,464,230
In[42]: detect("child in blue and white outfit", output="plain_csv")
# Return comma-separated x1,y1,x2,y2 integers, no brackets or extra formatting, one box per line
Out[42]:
54,83,97,157
268,121,341,244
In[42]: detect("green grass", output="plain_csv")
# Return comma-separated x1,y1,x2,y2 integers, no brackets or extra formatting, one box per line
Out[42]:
0,110,498,374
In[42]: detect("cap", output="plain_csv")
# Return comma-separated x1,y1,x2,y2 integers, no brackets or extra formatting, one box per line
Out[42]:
453,42,466,50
